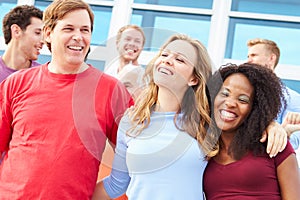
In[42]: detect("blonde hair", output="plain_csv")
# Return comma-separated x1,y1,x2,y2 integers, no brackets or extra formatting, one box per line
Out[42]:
127,34,218,158
247,38,280,68
116,24,146,46
43,0,94,51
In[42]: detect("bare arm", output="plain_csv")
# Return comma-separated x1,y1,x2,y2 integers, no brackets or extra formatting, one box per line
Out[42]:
277,154,300,200
92,181,111,200
260,121,287,157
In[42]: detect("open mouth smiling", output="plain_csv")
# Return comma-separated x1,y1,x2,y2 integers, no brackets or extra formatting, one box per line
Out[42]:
219,109,237,120
68,45,84,51
126,49,138,54
158,67,174,75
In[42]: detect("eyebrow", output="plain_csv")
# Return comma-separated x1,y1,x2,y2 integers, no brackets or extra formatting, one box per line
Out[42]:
63,24,91,28
220,87,230,93
163,49,185,56
222,87,251,97
82,25,91,29
162,49,194,65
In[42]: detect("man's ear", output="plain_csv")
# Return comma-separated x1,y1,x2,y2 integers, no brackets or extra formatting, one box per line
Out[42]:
270,53,277,62
43,26,51,43
269,53,277,70
11,24,22,39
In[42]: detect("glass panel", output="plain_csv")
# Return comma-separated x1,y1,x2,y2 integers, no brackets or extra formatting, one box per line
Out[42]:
35,1,112,46
0,0,18,37
89,5,112,46
231,0,300,17
37,54,51,64
282,79,300,93
34,0,52,11
225,18,300,66
134,0,213,9
132,10,211,51
131,15,143,26
86,59,105,71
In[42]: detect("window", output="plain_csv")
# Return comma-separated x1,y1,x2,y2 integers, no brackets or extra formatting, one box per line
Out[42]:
34,0,51,11
226,18,300,66
89,5,112,46
0,0,18,37
225,0,300,66
283,79,300,93
132,10,211,51
134,0,213,9
231,0,300,16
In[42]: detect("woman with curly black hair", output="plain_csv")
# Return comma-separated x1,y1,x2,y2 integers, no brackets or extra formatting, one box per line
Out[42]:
203,63,300,199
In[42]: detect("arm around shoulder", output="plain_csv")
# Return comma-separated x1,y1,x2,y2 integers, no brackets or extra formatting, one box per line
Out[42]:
262,121,287,157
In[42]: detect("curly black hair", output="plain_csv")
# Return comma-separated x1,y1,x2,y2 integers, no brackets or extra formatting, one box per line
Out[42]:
207,63,287,159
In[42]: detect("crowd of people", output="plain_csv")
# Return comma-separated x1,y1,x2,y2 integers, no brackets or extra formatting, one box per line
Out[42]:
0,0,300,199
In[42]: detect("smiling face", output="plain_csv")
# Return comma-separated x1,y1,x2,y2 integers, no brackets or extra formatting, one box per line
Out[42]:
44,9,91,68
153,39,198,96
19,17,44,61
214,73,254,134
117,28,144,62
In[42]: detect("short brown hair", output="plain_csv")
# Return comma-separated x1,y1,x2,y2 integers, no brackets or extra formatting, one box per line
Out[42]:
43,0,94,51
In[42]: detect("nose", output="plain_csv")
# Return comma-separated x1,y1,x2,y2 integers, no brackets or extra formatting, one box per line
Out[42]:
72,31,83,41
128,39,135,45
162,55,174,66
73,35,83,41
225,98,237,108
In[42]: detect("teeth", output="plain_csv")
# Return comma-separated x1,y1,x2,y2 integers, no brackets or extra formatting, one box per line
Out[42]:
220,110,236,118
158,67,172,75
69,46,83,51
126,49,136,54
